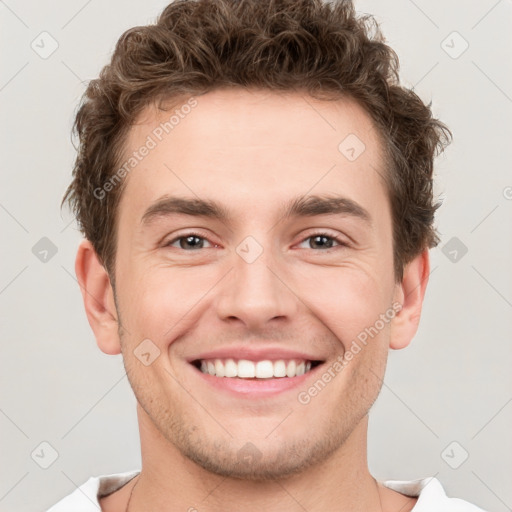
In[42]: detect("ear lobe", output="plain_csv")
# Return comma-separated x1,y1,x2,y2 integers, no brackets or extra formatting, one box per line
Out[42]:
389,249,430,350
75,239,121,355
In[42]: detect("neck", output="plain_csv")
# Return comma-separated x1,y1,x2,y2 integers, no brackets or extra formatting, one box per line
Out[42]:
127,405,385,512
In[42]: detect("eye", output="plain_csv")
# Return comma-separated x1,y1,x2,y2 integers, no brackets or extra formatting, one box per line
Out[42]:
164,232,217,251
163,231,348,251
297,232,348,250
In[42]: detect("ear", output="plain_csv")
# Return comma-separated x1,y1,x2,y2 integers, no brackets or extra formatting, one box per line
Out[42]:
75,239,121,355
389,249,430,350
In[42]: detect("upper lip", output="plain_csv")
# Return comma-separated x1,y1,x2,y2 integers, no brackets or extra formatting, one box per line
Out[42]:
187,346,325,363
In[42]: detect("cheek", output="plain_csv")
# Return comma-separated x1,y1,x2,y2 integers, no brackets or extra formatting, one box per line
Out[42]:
288,262,392,346
117,264,221,338
116,246,395,352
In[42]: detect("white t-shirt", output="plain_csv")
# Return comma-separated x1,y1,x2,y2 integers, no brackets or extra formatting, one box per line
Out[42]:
46,470,487,511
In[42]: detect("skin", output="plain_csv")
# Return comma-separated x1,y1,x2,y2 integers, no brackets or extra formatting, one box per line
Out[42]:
76,88,429,511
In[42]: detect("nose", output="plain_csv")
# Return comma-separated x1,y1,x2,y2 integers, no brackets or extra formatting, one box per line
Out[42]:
215,238,299,330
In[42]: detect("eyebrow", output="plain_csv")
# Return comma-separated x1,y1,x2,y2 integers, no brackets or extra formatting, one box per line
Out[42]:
140,194,372,227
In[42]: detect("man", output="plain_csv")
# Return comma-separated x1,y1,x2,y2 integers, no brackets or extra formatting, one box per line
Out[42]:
48,0,485,510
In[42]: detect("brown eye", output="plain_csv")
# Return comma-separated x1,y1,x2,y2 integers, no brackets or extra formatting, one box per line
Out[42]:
165,233,215,250
297,232,348,250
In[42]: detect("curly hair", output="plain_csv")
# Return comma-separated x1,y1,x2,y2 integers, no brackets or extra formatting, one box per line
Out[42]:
62,0,452,283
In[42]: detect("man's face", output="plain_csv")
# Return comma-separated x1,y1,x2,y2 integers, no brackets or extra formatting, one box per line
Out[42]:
113,88,399,479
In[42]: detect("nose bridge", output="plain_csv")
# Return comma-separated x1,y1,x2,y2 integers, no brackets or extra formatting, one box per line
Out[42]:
216,234,297,327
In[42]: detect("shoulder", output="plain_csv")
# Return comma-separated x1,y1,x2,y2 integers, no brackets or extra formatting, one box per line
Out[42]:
46,470,140,512
382,477,488,511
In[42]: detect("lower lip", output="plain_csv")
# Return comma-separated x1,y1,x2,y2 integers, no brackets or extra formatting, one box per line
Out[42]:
191,364,323,398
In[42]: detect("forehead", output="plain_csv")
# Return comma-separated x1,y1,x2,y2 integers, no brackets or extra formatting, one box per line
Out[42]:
118,88,388,226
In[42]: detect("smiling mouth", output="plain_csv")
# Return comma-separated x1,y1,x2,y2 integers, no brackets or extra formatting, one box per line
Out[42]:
192,358,323,379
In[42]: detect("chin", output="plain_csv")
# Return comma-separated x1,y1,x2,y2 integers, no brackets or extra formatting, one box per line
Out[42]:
173,430,348,481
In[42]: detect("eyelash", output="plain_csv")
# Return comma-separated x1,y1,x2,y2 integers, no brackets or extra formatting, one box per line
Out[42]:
163,231,349,251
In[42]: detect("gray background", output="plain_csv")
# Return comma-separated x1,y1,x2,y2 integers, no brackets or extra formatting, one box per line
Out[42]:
1,0,511,510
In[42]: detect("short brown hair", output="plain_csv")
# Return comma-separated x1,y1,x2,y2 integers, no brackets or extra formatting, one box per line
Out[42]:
62,0,452,283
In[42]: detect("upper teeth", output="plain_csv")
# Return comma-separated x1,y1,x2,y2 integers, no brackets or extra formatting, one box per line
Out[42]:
199,359,312,379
